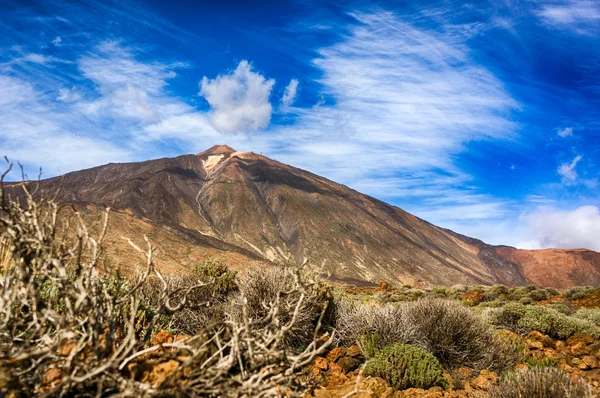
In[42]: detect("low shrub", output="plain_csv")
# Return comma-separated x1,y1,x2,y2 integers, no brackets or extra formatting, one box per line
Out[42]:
193,258,237,294
546,303,573,315
488,303,600,339
334,301,416,355
484,284,509,301
403,298,518,371
232,265,331,347
529,289,548,302
526,357,559,368
364,344,447,390
519,297,534,305
573,309,600,326
491,367,593,398
139,273,225,335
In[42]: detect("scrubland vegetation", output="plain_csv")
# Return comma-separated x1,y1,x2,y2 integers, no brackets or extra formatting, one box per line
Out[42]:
1,165,600,397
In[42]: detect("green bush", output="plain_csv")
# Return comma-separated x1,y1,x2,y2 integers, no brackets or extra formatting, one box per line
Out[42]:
573,309,600,326
491,367,593,398
564,286,595,299
526,357,559,368
364,344,447,390
529,289,548,302
484,284,509,301
546,303,573,315
571,292,587,300
489,303,600,339
519,297,534,305
193,258,237,294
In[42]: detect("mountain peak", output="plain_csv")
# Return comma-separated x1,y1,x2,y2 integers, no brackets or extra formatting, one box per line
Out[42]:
199,144,236,157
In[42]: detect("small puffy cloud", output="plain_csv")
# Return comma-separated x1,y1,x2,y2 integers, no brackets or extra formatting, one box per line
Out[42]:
52,36,62,46
281,78,299,108
557,126,573,137
199,60,275,133
558,155,582,181
519,206,600,251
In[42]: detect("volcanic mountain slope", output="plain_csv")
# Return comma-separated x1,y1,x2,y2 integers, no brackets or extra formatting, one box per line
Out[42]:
6,145,600,288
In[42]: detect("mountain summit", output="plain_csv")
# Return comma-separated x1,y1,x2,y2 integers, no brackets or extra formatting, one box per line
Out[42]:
9,147,600,288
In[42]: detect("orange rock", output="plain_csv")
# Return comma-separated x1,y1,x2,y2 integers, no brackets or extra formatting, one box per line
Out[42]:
472,370,498,391
327,347,346,363
526,339,544,350
143,359,180,386
403,388,427,396
567,333,594,346
571,342,590,356
41,368,62,390
59,340,77,357
153,331,174,345
314,356,329,370
379,282,391,291
572,357,589,370
527,331,545,341
324,369,348,387
583,355,599,369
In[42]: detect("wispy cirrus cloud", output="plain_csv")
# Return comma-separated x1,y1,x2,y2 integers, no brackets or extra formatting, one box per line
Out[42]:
265,10,519,233
281,78,299,109
558,155,582,182
536,0,600,34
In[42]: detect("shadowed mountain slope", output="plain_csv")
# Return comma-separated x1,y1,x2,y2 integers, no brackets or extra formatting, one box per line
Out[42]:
6,145,599,288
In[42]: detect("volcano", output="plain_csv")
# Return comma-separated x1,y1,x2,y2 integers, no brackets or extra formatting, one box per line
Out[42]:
8,145,600,288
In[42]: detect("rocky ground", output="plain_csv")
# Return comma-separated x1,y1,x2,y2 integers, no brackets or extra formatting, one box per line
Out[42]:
306,330,600,397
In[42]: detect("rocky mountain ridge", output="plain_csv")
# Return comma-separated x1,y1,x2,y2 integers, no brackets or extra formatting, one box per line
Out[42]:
6,144,599,288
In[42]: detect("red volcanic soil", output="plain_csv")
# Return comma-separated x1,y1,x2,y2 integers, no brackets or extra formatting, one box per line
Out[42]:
496,247,600,288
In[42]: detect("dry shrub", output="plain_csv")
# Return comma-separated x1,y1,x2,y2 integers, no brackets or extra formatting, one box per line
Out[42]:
335,298,517,371
404,298,517,371
0,161,333,397
139,273,227,335
491,367,593,398
231,265,332,348
334,301,417,356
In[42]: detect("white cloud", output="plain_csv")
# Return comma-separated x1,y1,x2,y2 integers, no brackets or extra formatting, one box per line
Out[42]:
57,87,81,102
557,126,573,137
558,155,582,181
281,78,299,109
537,0,600,33
21,53,66,65
519,206,600,251
0,75,133,175
263,10,518,232
52,36,62,46
199,60,275,133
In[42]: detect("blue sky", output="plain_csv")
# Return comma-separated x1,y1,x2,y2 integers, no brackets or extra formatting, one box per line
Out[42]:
1,0,599,250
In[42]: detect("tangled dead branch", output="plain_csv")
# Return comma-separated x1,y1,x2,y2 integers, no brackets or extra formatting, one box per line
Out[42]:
0,158,333,397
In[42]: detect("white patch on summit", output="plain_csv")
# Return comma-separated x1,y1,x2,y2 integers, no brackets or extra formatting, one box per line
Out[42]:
203,155,224,171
